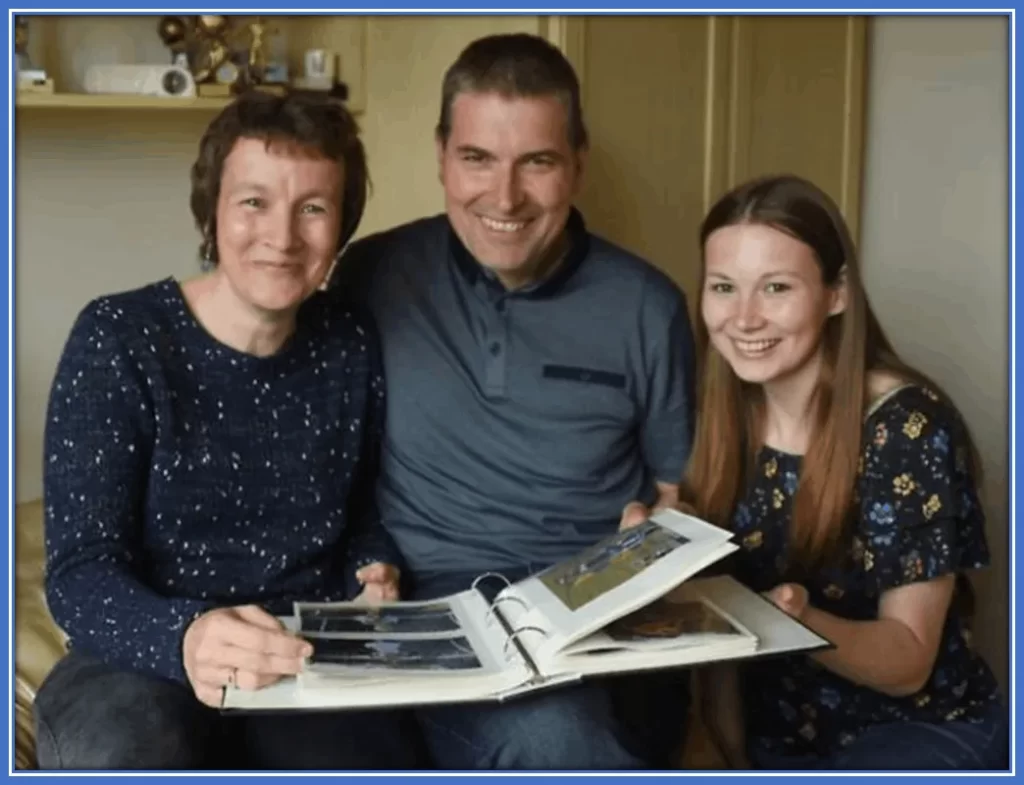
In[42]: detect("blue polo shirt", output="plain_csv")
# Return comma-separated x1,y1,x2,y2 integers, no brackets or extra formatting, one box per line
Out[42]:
330,210,695,577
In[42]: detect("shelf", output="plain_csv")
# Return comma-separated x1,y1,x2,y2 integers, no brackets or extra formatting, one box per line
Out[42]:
16,92,233,111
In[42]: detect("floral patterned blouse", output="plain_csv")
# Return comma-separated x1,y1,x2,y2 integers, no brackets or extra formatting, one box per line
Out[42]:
730,385,1002,760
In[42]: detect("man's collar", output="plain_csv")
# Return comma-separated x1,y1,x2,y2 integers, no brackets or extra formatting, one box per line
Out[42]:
447,208,590,298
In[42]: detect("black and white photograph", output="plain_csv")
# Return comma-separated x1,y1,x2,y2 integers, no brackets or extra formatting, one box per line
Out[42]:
298,601,462,636
308,635,484,672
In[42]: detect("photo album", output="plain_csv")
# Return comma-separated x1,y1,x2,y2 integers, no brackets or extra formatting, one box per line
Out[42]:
221,509,830,712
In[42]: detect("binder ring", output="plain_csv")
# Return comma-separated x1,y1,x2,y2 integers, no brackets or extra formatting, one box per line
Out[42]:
484,594,530,626
470,572,513,593
502,625,547,659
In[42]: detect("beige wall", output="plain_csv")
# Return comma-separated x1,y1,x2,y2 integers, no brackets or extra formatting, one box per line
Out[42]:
859,16,1009,689
15,15,541,504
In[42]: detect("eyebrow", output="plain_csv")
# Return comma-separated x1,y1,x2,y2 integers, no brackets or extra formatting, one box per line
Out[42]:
706,270,802,281
227,181,268,193
453,144,566,165
227,182,333,200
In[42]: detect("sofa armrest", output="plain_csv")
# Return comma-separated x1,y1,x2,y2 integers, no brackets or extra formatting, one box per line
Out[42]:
15,499,68,769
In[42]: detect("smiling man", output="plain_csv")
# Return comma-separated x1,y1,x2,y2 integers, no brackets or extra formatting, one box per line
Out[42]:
330,33,696,770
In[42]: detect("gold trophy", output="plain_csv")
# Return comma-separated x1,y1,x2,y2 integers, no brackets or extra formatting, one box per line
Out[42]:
239,17,286,92
157,15,188,62
192,15,235,84
247,18,268,82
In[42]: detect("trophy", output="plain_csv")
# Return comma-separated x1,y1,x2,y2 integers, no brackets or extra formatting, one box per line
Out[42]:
157,15,189,69
191,15,237,86
156,14,292,98
245,18,268,84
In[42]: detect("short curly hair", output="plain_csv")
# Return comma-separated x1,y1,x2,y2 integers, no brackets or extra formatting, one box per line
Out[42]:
190,91,369,265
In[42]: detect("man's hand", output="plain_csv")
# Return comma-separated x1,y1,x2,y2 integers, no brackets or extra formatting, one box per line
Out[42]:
619,500,697,531
354,562,400,604
764,583,810,620
182,605,312,708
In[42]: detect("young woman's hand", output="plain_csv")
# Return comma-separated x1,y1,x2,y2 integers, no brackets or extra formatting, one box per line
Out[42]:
764,582,810,620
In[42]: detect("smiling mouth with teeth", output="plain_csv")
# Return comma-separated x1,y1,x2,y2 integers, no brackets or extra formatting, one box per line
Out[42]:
479,215,530,233
733,338,782,354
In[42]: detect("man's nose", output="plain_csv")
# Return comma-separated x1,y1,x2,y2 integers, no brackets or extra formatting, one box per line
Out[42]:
495,167,524,213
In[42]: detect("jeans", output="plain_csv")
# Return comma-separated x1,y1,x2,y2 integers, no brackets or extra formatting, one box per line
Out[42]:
408,569,691,770
35,651,422,770
748,703,1010,771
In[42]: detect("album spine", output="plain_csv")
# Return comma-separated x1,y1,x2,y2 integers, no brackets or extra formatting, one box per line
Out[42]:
471,572,549,681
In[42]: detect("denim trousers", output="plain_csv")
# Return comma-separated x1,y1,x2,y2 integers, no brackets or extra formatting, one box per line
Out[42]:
748,703,1010,771
34,650,423,770
408,568,692,770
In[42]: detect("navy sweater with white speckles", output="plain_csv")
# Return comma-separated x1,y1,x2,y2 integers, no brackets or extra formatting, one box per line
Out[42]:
43,278,401,684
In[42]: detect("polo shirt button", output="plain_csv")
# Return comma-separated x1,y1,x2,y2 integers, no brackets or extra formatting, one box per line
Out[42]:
495,300,506,313
489,342,502,356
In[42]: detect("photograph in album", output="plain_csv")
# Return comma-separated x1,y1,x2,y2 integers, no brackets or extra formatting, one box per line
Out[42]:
538,520,690,611
309,635,484,672
608,597,748,641
298,601,462,636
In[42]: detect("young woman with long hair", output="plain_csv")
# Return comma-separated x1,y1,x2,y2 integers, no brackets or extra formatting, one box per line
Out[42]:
622,174,1007,770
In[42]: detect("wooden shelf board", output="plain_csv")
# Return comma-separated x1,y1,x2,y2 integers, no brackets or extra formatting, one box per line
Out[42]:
16,92,233,110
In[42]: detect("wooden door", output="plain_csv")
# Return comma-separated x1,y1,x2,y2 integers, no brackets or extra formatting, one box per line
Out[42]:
548,14,867,304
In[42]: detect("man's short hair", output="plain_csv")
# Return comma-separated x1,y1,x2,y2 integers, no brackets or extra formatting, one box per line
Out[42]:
436,33,588,150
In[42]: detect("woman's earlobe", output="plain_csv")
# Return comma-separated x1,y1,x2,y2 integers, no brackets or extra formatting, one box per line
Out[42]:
829,266,849,315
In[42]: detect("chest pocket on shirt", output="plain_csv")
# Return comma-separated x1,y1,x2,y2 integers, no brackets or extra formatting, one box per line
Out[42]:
542,364,627,390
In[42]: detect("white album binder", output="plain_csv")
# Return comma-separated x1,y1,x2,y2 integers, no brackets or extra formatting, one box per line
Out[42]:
221,510,830,712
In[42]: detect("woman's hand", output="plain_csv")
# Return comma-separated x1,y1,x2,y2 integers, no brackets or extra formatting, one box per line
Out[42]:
764,583,810,620
354,562,400,604
182,605,312,707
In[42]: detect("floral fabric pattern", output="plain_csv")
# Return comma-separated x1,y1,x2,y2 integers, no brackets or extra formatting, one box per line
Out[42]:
731,386,1002,759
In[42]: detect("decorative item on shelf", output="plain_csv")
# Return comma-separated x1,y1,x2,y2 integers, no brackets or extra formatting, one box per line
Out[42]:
157,15,189,67
14,16,31,73
294,48,334,91
249,17,289,88
230,16,285,97
156,14,235,98
82,63,197,99
290,48,349,102
14,16,54,95
191,15,237,89
244,17,268,84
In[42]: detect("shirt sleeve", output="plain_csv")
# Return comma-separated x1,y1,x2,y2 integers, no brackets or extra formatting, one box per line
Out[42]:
43,305,212,684
343,318,405,598
857,390,991,596
638,284,697,485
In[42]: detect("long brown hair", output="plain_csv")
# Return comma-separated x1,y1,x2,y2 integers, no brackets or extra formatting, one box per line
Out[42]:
684,174,972,570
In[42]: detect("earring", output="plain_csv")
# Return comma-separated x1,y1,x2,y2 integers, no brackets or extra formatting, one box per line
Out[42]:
201,225,215,266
